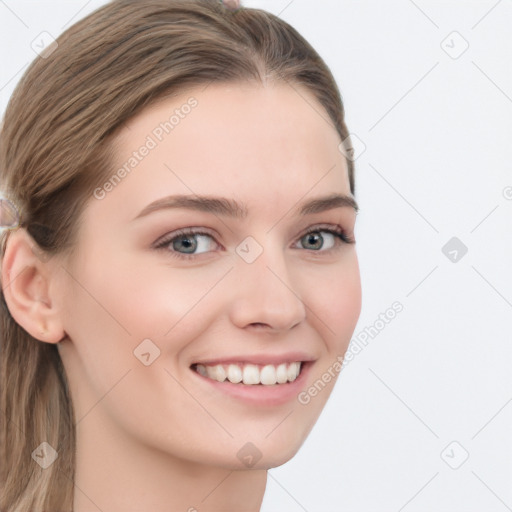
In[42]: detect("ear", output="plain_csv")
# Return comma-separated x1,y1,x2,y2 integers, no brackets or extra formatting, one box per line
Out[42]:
1,228,66,344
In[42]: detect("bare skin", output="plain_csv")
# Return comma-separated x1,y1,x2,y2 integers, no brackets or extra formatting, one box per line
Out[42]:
3,80,361,511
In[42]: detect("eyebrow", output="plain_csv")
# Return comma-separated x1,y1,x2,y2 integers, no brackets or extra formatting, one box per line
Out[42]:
132,192,359,221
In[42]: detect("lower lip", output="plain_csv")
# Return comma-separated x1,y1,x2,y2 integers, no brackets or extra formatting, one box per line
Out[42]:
191,362,313,406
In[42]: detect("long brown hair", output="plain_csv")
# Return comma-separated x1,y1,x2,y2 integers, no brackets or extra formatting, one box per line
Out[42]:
0,1,355,510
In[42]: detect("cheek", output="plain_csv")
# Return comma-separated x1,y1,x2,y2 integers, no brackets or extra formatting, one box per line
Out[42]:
304,255,362,350
80,251,231,340
60,253,232,436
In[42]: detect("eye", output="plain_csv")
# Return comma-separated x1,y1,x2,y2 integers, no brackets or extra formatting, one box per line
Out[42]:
154,224,355,261
153,228,220,260
295,225,355,252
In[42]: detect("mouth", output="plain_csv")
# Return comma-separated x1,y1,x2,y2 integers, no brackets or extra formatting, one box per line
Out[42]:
189,357,314,406
190,360,305,386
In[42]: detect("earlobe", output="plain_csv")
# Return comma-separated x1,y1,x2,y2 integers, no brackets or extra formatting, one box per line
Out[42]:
1,228,65,344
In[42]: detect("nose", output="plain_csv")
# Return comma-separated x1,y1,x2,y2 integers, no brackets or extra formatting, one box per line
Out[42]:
228,244,307,333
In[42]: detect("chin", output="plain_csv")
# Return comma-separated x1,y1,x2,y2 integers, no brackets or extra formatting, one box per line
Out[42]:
254,448,303,470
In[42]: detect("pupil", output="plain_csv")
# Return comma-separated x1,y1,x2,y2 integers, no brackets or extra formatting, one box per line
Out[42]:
175,236,196,253
306,233,323,250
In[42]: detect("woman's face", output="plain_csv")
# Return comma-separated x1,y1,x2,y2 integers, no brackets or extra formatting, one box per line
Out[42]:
55,81,361,469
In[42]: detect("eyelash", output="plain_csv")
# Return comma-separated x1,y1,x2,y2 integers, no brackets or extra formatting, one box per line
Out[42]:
153,224,355,261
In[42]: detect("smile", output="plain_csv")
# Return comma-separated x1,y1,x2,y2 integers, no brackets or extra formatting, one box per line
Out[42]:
192,361,302,385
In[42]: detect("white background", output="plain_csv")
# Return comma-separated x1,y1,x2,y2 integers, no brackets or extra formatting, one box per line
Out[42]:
1,1,511,511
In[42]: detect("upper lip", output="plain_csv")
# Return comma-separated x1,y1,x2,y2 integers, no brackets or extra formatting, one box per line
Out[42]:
191,352,317,367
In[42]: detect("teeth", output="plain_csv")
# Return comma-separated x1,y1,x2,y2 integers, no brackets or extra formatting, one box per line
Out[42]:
205,364,226,383
242,364,260,385
287,362,300,382
194,361,303,386
260,365,277,385
216,365,227,382
227,364,243,384
276,363,288,384
196,364,208,377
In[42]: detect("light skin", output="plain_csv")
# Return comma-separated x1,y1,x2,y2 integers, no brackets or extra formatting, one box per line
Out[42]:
2,80,361,511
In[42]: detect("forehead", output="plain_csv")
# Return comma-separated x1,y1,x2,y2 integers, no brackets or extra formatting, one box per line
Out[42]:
91,81,351,224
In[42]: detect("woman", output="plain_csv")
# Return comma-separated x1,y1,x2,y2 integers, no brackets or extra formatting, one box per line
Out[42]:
0,1,362,510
